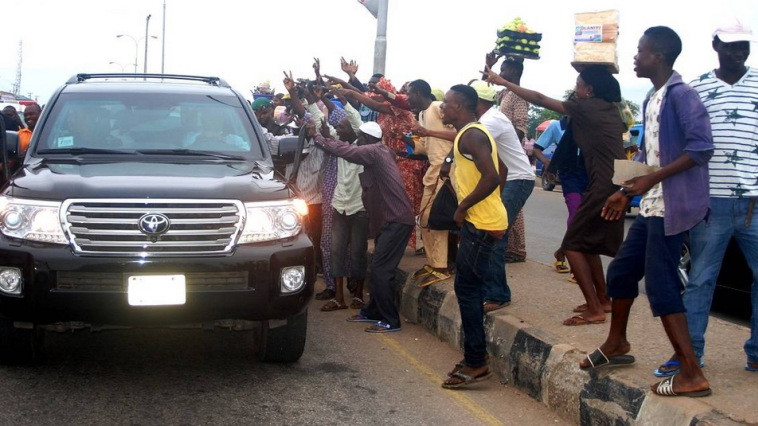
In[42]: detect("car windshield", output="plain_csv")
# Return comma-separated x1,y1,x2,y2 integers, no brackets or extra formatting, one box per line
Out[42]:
34,91,264,159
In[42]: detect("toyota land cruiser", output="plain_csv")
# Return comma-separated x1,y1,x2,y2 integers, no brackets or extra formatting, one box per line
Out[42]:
0,74,314,363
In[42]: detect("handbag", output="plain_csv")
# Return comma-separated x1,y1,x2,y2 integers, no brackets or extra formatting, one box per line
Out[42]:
427,177,459,231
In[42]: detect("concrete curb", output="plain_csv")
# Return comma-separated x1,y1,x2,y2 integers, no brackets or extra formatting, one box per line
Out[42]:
395,272,744,426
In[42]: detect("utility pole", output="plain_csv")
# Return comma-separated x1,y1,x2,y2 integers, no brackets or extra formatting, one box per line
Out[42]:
144,14,152,74
12,41,22,97
161,0,166,74
356,0,388,75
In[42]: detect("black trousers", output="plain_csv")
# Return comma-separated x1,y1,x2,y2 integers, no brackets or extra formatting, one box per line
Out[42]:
362,222,413,329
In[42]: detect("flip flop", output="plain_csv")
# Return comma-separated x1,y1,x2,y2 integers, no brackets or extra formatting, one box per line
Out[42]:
573,304,612,313
746,362,758,372
346,312,377,323
563,315,605,326
483,300,510,313
365,321,401,333
554,260,570,273
567,274,578,284
442,369,492,389
320,299,348,312
653,359,705,377
651,376,712,398
580,347,635,370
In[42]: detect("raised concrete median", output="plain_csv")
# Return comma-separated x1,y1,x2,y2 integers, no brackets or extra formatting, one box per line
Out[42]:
394,249,757,426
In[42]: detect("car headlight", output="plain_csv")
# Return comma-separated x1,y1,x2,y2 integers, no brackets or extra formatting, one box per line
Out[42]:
238,199,307,244
0,196,67,244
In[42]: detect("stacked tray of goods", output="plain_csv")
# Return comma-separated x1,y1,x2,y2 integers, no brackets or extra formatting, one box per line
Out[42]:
495,17,542,60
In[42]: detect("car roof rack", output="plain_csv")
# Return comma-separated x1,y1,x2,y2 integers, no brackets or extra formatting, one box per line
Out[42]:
67,73,230,87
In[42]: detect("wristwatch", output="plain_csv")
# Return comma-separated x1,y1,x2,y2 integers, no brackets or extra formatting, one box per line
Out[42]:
619,187,632,198
444,156,454,164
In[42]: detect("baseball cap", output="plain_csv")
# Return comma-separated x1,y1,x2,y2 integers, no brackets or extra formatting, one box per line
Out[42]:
469,80,497,103
358,121,383,139
713,18,756,43
251,97,271,111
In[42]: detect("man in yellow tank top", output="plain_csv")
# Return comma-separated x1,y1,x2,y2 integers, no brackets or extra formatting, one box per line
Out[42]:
438,85,508,389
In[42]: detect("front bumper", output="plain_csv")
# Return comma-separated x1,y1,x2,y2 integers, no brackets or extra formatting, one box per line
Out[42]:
0,234,315,326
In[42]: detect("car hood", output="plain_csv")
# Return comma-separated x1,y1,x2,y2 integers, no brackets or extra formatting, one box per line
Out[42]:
4,161,292,202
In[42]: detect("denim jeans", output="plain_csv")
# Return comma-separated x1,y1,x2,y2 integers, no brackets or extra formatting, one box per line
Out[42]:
330,209,369,279
483,179,534,303
684,197,758,363
606,216,686,317
456,221,499,367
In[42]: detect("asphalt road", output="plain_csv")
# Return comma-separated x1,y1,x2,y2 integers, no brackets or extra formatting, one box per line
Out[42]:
0,304,569,425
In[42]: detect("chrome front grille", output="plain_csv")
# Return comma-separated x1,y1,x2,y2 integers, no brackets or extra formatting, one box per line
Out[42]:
62,199,244,256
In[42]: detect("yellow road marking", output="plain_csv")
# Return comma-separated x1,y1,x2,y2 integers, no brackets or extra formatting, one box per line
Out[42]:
380,335,503,426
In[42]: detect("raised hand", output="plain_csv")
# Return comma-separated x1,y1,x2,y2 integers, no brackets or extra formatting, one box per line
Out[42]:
485,52,501,69
319,118,331,139
324,74,347,87
283,70,296,92
312,57,321,76
340,57,358,76
481,66,505,86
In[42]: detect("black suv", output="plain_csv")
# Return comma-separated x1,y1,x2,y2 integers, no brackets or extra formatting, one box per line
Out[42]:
0,74,314,363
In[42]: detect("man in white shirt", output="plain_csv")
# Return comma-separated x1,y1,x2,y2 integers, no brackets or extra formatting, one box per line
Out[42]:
469,80,535,312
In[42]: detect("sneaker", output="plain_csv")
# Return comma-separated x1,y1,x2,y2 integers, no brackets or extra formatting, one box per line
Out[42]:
365,321,401,333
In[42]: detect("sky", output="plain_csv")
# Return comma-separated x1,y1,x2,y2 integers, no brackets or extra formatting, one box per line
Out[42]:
2,0,757,115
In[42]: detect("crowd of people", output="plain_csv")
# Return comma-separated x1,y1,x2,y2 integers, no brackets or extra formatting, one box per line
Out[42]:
255,19,756,396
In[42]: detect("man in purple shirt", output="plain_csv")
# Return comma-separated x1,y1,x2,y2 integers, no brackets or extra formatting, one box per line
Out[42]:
581,27,714,398
315,120,414,333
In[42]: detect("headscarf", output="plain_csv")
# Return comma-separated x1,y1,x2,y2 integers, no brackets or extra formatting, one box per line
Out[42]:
578,66,621,103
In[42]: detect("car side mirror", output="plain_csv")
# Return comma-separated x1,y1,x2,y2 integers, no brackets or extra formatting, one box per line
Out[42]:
1,130,21,184
273,135,311,165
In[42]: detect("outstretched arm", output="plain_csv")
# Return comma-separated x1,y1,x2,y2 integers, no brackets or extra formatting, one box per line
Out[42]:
482,67,566,115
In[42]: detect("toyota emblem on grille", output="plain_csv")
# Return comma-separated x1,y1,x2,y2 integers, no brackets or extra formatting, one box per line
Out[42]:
138,213,170,237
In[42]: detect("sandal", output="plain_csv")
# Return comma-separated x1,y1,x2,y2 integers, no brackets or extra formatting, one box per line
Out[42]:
349,297,365,310
651,376,712,398
554,260,570,274
562,314,605,326
417,269,450,288
412,265,434,280
567,274,578,284
441,367,492,389
320,299,348,312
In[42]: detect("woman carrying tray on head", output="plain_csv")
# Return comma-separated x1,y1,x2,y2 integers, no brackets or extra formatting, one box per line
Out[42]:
483,65,626,326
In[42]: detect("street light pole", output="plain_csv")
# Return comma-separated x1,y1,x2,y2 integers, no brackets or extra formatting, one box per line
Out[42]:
144,14,152,74
116,34,139,73
109,62,126,72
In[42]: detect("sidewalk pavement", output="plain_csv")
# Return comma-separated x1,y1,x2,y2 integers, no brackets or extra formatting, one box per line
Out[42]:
394,249,757,425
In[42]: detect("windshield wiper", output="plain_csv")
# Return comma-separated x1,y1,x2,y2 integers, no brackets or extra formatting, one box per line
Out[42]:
135,149,246,161
37,147,137,155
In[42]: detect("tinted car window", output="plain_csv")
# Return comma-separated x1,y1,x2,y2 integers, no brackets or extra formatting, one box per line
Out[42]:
35,92,263,157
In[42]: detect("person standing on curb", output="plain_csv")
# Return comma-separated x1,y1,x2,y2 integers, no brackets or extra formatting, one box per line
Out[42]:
439,85,507,389
469,80,535,313
654,18,758,376
582,26,714,398
486,54,530,264
314,121,414,333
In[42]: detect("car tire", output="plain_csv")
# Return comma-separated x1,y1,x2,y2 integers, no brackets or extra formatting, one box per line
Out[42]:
257,311,307,363
0,320,43,365
541,174,555,192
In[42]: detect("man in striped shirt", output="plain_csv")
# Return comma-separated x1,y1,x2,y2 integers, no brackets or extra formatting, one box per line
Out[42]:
655,18,758,376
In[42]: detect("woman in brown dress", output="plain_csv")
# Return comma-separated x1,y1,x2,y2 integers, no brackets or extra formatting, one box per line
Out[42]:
484,65,625,326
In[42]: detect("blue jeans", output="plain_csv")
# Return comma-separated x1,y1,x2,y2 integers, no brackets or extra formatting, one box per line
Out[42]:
607,216,686,317
684,197,758,363
483,179,534,303
456,221,499,367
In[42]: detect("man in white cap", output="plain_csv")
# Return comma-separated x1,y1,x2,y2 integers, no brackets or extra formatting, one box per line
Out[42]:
655,18,758,376
315,120,415,333
469,80,535,313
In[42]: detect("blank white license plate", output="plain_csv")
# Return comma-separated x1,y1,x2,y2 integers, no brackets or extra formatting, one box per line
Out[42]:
128,275,186,306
